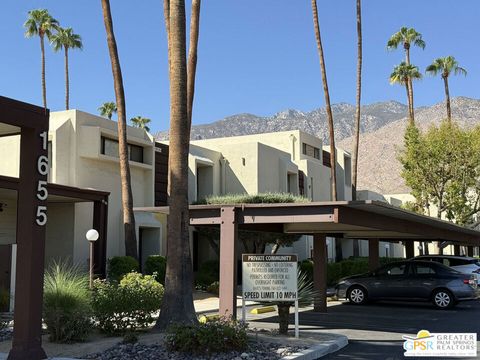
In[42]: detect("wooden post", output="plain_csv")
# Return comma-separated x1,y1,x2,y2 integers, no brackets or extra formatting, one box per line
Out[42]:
313,234,327,313
93,198,109,277
405,241,415,259
219,207,238,318
9,126,48,360
369,239,379,271
454,245,461,256
467,246,474,257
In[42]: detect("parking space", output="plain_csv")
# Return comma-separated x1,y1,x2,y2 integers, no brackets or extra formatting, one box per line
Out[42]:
253,300,480,359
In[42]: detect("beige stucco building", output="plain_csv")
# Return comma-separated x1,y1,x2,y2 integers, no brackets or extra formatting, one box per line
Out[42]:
0,110,166,309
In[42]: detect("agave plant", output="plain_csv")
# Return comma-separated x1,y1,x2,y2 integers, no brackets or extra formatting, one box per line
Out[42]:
272,269,319,335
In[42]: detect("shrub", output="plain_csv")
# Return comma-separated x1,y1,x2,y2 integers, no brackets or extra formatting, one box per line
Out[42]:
193,192,310,205
43,262,92,343
206,281,219,295
107,256,139,283
166,317,248,354
195,260,219,288
92,272,164,334
144,255,166,285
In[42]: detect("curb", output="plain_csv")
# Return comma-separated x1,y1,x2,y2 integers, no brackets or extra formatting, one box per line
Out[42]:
280,335,348,360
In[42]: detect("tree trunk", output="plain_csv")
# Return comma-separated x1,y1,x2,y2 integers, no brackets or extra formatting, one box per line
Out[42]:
351,0,362,258
311,0,337,201
443,76,451,122
40,33,47,109
405,47,413,122
351,0,362,201
405,83,414,125
277,303,290,335
101,0,138,259
187,0,201,125
65,47,70,110
156,0,197,329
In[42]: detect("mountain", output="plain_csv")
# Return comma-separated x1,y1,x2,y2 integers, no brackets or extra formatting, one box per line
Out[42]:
155,97,480,195
155,101,409,144
338,97,480,194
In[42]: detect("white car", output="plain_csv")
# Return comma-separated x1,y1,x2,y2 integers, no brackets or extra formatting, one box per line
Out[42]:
414,255,480,283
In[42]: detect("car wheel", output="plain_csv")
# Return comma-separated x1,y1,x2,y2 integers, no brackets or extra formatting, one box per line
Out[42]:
432,289,454,309
347,286,367,305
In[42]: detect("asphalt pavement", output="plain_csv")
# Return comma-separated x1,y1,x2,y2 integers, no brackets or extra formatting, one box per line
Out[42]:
253,299,480,359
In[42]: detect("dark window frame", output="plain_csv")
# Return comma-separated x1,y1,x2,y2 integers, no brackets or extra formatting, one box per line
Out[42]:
100,136,144,163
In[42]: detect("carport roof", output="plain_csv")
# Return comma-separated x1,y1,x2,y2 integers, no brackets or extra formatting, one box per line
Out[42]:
135,200,480,245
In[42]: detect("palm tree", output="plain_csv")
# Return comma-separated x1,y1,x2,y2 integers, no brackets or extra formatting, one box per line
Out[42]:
311,0,337,201
352,0,362,201
98,102,117,120
426,56,467,122
130,116,151,132
100,0,138,260
390,62,422,124
155,0,198,330
387,27,425,121
351,0,362,257
187,0,201,125
50,27,83,110
24,9,59,109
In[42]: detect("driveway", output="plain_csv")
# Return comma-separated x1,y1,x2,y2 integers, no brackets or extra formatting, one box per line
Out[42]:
253,300,480,359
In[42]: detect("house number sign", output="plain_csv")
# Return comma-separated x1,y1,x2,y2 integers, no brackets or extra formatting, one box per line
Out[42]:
36,131,48,226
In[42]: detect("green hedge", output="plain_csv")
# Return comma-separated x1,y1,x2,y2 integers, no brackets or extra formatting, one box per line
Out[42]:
92,272,164,335
299,257,404,286
107,256,139,283
144,255,167,285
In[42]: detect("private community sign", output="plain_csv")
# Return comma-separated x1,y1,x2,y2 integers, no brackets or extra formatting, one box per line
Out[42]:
242,254,298,301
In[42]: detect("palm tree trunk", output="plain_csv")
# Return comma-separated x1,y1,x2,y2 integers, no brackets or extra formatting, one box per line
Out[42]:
65,47,70,110
156,0,197,329
404,47,414,122
187,0,201,125
311,0,337,201
40,34,47,109
101,0,138,259
352,0,362,257
443,76,451,122
408,80,415,125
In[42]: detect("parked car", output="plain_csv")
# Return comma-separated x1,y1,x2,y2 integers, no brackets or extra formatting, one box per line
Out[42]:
335,260,479,309
413,255,480,283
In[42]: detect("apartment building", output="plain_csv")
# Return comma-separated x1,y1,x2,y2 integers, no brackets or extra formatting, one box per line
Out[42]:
182,130,353,262
0,110,167,306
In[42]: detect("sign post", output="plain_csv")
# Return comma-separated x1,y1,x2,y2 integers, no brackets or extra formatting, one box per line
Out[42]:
242,254,299,338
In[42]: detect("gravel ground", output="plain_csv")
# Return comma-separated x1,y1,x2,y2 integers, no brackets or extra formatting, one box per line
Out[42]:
81,341,306,360
0,328,12,342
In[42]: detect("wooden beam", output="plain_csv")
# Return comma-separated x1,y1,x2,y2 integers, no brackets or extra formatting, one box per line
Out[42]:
313,234,327,313
218,207,238,318
369,239,379,271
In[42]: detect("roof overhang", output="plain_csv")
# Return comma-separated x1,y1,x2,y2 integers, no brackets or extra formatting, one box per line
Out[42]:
135,200,480,245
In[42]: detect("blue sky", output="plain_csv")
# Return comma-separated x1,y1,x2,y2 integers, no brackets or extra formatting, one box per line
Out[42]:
2,1,479,133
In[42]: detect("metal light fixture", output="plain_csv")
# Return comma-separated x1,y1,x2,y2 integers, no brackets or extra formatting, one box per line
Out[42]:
86,229,99,288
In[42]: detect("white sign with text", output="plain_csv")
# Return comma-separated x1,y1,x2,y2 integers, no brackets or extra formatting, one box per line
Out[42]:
242,254,298,301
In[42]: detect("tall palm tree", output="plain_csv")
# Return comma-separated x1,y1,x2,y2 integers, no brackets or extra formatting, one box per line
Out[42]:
390,62,422,125
100,0,138,260
387,27,425,121
311,0,337,201
156,0,198,329
130,116,151,132
24,9,59,109
187,0,201,125
98,101,117,120
426,56,467,122
352,0,362,201
351,0,362,257
50,27,83,110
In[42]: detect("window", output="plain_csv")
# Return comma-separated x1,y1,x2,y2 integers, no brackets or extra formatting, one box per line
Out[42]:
377,264,407,276
101,136,144,163
415,264,436,275
302,143,320,160
322,150,331,167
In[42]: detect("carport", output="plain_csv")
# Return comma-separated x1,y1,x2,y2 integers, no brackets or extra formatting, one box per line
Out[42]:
140,201,480,318
0,96,109,360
